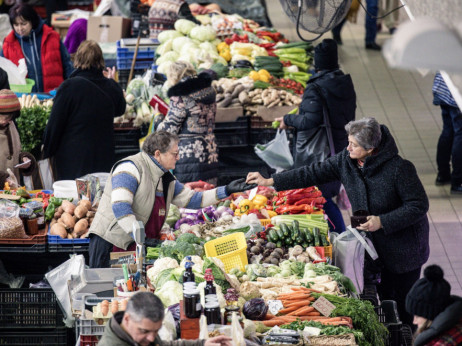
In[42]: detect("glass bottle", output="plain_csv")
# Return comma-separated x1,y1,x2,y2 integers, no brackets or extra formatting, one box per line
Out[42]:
184,288,201,319
204,301,221,325
182,256,195,286
224,288,242,326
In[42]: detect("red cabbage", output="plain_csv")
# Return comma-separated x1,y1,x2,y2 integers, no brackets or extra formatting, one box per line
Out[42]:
243,298,268,320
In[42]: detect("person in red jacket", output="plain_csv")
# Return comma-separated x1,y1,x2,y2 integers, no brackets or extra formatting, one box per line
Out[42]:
1,3,73,92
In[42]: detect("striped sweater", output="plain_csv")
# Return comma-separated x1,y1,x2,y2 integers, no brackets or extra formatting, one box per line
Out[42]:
111,156,227,234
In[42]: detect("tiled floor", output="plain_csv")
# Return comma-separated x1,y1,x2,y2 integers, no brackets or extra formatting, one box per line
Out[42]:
266,0,462,296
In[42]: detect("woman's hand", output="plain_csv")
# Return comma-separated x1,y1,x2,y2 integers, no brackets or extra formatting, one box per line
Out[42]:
246,172,273,186
275,116,287,129
103,66,116,80
358,215,382,232
204,335,233,346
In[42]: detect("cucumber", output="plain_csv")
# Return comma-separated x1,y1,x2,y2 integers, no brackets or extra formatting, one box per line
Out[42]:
296,237,303,245
291,220,300,241
276,241,283,248
320,234,329,246
313,227,321,246
280,223,290,237
303,228,314,244
276,228,284,240
285,237,293,246
302,242,309,248
268,228,279,242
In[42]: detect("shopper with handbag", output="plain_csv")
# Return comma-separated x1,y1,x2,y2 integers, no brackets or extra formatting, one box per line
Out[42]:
247,117,430,326
276,39,356,233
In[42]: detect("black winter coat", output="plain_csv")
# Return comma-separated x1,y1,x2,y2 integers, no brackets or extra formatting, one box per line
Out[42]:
158,73,218,183
273,125,430,274
284,69,356,198
43,68,126,180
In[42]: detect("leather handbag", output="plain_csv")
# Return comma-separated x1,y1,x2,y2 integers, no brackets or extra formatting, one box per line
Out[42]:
294,83,335,167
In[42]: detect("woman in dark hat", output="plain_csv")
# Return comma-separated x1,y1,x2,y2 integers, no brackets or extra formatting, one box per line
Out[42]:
275,38,357,234
405,265,462,345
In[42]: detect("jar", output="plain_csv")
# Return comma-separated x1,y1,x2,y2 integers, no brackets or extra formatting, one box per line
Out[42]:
183,289,201,319
36,210,45,229
224,306,241,325
26,218,38,236
204,302,221,325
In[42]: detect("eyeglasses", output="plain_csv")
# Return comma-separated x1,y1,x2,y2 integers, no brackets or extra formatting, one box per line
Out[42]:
168,151,179,158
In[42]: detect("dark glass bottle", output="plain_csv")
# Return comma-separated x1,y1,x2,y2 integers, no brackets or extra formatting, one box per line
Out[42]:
184,288,201,319
204,268,216,296
204,302,221,325
182,256,195,285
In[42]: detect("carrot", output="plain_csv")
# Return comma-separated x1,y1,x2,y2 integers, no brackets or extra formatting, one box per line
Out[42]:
264,313,276,320
299,315,329,321
293,306,315,316
290,286,311,291
304,311,321,316
262,319,286,327
314,317,342,323
322,321,351,326
277,293,311,299
284,300,311,308
277,306,299,314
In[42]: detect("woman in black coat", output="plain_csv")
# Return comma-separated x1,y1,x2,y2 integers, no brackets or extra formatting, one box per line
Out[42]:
42,40,126,180
247,117,430,326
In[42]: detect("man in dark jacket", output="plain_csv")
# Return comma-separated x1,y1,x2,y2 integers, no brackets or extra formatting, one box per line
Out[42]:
99,292,232,346
247,118,430,326
276,39,356,233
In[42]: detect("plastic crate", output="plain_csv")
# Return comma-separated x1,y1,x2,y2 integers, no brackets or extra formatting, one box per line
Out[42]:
76,318,106,336
249,127,294,146
0,242,46,253
214,116,249,130
117,69,146,90
48,225,90,245
117,59,154,70
0,226,47,245
0,328,68,345
48,243,89,253
375,300,413,346
0,288,64,329
260,219,271,226
360,284,379,307
114,127,144,149
204,232,248,273
215,130,249,148
80,335,100,346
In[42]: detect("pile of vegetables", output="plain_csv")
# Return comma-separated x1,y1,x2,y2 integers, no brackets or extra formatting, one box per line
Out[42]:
253,56,283,78
174,205,234,232
266,221,329,249
18,94,53,109
158,234,204,262
16,104,51,153
242,87,301,116
49,199,95,239
273,41,313,72
269,186,326,215
184,180,216,192
212,77,254,108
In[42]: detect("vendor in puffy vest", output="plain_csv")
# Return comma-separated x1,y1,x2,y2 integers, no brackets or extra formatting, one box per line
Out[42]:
1,3,73,93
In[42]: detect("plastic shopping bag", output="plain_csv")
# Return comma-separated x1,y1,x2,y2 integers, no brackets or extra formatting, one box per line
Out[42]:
331,226,378,294
254,129,293,172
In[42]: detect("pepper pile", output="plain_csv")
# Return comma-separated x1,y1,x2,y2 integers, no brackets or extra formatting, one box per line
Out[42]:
270,187,326,215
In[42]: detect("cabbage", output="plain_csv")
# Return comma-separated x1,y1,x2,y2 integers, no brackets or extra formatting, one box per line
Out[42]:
189,25,216,42
243,298,268,320
156,51,179,65
155,281,183,307
156,39,174,56
172,36,193,53
199,41,217,54
158,30,183,43
126,78,148,98
174,19,197,35
180,42,199,56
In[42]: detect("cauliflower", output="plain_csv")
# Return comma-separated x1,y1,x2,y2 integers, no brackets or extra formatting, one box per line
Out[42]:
239,281,262,300
180,256,203,273
147,257,179,287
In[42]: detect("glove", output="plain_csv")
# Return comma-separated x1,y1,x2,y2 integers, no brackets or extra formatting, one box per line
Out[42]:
225,178,257,195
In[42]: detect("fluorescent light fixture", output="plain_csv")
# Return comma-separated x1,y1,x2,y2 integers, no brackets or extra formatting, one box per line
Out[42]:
383,17,462,73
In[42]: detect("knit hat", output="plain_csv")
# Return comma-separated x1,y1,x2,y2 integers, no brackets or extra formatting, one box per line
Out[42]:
314,39,339,71
0,89,21,113
405,265,451,320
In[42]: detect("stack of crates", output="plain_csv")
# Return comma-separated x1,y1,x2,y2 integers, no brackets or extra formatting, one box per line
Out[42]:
0,288,68,344
373,299,413,346
116,40,156,89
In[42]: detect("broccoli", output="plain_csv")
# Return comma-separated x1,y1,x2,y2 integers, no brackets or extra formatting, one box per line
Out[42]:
160,242,197,263
176,233,201,245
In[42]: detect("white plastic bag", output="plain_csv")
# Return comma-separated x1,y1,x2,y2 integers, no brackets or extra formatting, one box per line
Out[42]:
0,57,27,85
331,226,378,294
254,129,293,172
158,309,176,341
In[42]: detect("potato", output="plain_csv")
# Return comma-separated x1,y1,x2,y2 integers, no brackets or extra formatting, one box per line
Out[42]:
49,219,57,228
50,223,67,239
73,218,89,237
86,211,96,218
61,212,76,229
74,205,88,219
78,200,92,210
68,233,74,239
88,217,94,226
61,200,76,215
57,206,64,214
54,211,62,219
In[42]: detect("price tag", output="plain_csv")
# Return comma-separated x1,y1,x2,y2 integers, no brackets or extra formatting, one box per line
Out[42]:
248,186,258,201
312,296,336,317
267,300,284,315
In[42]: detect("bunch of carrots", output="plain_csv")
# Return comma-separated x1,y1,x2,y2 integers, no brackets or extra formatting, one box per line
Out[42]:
261,287,351,327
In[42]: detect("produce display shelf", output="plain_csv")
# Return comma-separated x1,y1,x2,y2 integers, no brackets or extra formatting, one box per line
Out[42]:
0,288,64,329
0,328,68,345
0,242,46,253
0,226,47,245
48,243,89,253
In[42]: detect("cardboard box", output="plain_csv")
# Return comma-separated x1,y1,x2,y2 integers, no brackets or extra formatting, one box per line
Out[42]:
87,16,131,43
51,13,73,39
215,106,244,122
256,105,296,122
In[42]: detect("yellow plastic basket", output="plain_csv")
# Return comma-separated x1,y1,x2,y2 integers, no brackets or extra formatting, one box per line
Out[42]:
204,232,248,273
259,219,272,227
10,78,35,93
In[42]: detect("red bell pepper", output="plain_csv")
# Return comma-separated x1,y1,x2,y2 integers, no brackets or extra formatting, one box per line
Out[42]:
285,190,323,204
275,204,317,214
294,196,327,206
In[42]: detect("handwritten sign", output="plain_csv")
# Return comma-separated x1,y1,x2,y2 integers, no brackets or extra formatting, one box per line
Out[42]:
267,300,284,315
312,296,336,317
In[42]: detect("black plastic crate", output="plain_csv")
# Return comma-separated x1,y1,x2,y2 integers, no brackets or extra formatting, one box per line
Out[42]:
0,328,68,345
0,243,46,253
215,130,249,148
214,116,249,130
375,300,413,346
48,243,89,253
0,289,64,329
114,127,144,149
360,284,379,307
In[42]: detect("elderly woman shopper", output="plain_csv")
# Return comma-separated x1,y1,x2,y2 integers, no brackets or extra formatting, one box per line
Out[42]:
89,131,255,268
158,61,219,184
1,3,73,92
247,117,430,326
406,265,462,345
42,40,126,180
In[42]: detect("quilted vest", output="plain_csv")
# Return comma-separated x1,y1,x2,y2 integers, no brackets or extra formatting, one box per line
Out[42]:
3,25,64,92
89,152,175,250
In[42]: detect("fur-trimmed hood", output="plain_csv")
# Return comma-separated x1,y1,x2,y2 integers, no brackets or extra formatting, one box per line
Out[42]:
167,72,215,104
